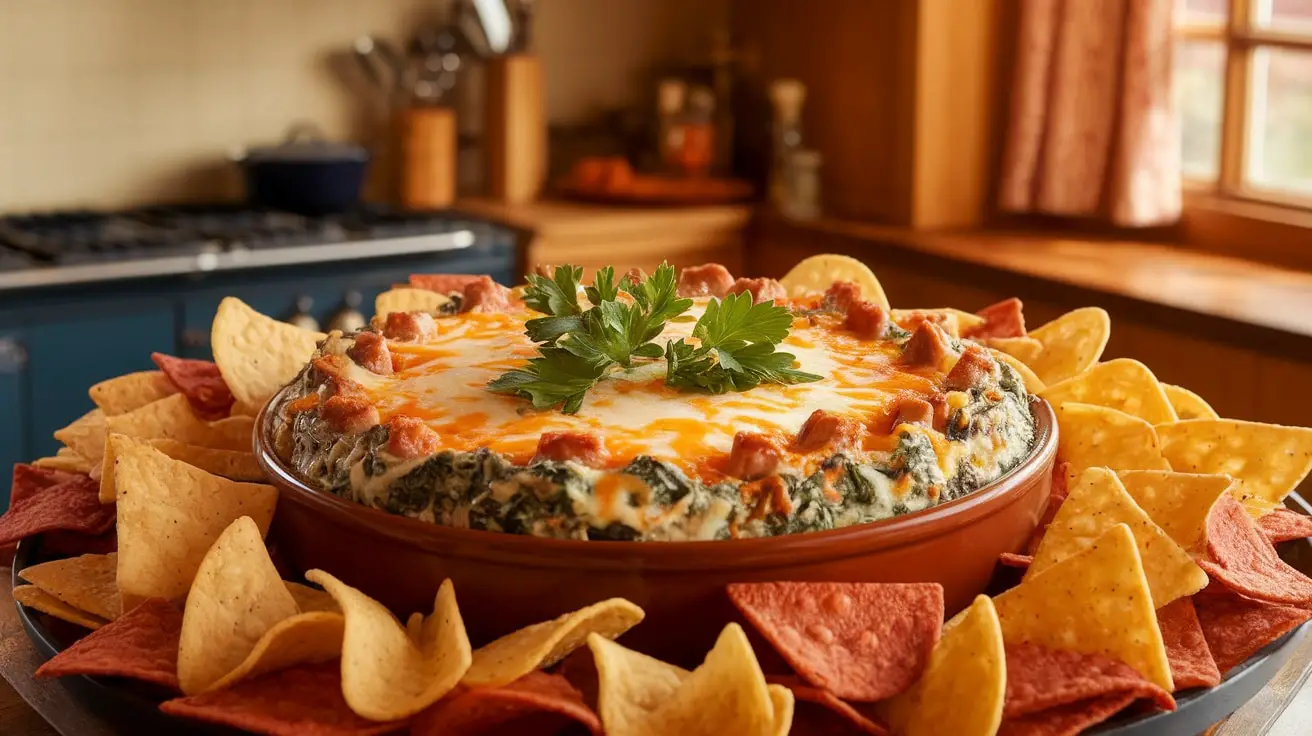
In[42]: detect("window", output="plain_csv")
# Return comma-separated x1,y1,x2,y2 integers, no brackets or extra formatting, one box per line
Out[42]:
1177,0,1312,204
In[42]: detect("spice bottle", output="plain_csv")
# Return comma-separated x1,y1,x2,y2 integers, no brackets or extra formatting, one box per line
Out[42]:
657,79,688,174
769,79,806,209
674,86,716,178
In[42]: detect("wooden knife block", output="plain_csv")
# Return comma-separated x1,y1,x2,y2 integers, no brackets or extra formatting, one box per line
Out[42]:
485,54,546,205
400,106,457,210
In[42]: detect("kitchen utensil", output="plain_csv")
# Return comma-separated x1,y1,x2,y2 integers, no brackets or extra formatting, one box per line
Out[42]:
353,35,409,103
485,54,546,203
470,0,513,54
234,123,371,216
511,0,535,52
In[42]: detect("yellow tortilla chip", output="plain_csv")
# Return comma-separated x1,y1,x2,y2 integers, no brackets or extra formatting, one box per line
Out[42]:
589,623,779,736
1157,419,1312,509
306,571,471,721
111,435,278,606
88,371,178,416
19,553,121,621
178,517,301,695
375,288,452,320
1243,496,1286,519
1028,468,1207,608
1118,470,1233,552
1026,307,1111,384
32,450,93,474
1040,359,1176,425
53,409,107,468
13,585,108,630
990,349,1045,392
1054,402,1170,472
463,598,644,688
984,335,1043,365
880,596,1005,736
767,684,795,736
106,393,254,456
286,581,341,614
1162,383,1219,421
146,439,263,481
212,297,325,409
994,523,1172,691
779,254,890,312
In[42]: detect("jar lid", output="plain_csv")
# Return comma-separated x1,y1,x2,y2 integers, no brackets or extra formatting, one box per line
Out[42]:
242,122,369,163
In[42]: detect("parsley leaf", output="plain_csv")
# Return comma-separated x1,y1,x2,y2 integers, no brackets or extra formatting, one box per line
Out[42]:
694,292,793,348
486,348,608,414
523,265,583,316
584,266,620,306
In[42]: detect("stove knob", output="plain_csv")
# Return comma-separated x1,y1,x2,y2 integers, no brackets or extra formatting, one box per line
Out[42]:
327,291,366,333
288,295,321,332
0,337,27,374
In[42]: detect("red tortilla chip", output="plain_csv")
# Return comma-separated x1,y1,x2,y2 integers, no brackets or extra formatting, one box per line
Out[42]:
1258,508,1312,545
411,671,602,736
1002,642,1174,719
1200,494,1312,606
160,661,401,736
1155,597,1220,691
10,464,87,509
767,675,888,736
35,598,181,689
1194,585,1312,674
999,692,1139,736
409,273,483,294
1025,464,1071,555
151,353,235,420
728,582,943,702
0,474,114,547
968,298,1027,339
999,552,1033,569
42,528,118,557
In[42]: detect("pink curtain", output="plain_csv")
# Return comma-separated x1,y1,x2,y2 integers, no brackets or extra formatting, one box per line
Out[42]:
998,0,1181,226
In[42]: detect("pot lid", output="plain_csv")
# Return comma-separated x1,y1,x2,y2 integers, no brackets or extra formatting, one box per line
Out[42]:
242,122,369,163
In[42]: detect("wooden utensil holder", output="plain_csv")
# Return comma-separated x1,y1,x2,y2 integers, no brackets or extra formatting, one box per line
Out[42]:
400,106,457,210
485,54,546,204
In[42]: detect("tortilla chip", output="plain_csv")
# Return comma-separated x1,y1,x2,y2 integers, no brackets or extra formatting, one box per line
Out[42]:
1198,494,1312,607
994,524,1173,691
1194,585,1312,674
985,335,1043,365
162,661,401,736
1156,419,1312,509
588,623,780,736
880,595,1005,736
1040,359,1176,425
13,585,107,629
9,464,87,508
1001,642,1174,720
89,371,179,416
991,349,1045,392
286,581,341,614
767,683,795,736
780,254,890,311
1117,471,1233,554
106,393,254,458
306,570,472,721
144,439,263,481
375,288,453,320
999,552,1033,569
728,582,943,702
411,671,603,736
211,297,325,409
211,611,346,692
1156,597,1220,691
0,473,114,546
112,436,278,605
1054,402,1170,473
32,450,94,475
19,552,120,620
1002,692,1140,736
1162,383,1219,421
1026,307,1111,384
53,409,107,467
766,676,888,735
1258,508,1312,544
1028,468,1207,608
462,598,644,688
151,353,235,420
35,598,182,690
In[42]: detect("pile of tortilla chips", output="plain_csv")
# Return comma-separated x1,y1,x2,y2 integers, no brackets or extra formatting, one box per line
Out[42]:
5,263,1312,736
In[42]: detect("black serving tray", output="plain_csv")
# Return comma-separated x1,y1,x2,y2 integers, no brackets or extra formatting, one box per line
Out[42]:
13,494,1312,736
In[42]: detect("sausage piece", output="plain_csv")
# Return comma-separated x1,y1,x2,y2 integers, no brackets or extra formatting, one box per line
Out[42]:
347,331,393,375
793,410,863,453
824,281,863,313
533,431,609,466
728,277,788,305
676,263,735,298
966,297,1026,339
901,322,952,369
891,397,935,429
724,432,782,480
320,395,380,434
843,300,889,340
459,276,514,313
386,415,442,459
624,267,648,284
383,311,438,342
944,344,998,391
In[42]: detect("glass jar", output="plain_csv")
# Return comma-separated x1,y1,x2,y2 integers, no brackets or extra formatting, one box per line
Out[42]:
783,149,822,221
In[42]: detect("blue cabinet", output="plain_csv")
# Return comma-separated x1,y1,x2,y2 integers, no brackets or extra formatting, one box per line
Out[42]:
0,328,27,502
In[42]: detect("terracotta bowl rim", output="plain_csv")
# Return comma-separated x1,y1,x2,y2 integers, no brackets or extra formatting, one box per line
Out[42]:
254,391,1058,572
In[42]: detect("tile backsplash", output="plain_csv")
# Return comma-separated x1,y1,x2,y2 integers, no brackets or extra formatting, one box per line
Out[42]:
0,0,724,211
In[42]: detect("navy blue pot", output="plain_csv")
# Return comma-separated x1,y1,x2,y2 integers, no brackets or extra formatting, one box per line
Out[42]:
238,123,371,216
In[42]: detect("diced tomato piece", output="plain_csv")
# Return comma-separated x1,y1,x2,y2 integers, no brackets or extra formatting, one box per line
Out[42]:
725,432,782,480
793,410,863,453
386,416,442,459
892,397,935,428
894,310,950,333
944,344,998,391
459,276,514,314
966,297,1026,339
901,322,952,368
843,300,889,340
319,395,380,434
533,431,609,466
409,273,483,294
347,332,392,375
624,267,648,284
823,281,863,313
382,311,438,342
728,277,787,305
676,263,735,298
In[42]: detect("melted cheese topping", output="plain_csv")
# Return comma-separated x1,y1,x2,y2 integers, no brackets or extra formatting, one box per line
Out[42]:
346,299,942,479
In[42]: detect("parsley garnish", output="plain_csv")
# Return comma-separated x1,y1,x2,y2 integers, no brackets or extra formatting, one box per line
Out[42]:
488,264,821,413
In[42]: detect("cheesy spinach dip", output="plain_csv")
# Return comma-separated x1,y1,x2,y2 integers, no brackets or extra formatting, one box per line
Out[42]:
271,264,1038,541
